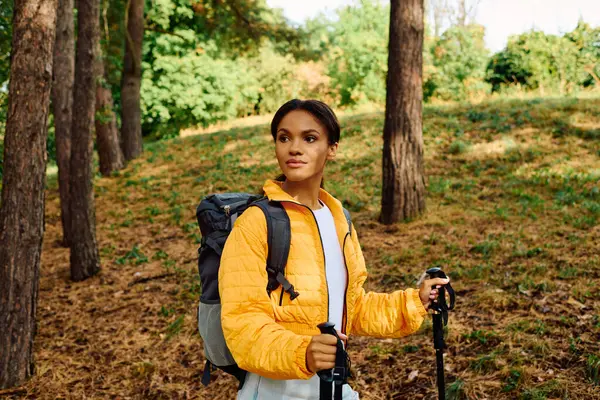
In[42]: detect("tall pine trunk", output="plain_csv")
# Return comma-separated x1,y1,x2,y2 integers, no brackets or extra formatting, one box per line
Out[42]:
69,0,101,281
0,0,57,388
52,0,74,246
380,0,426,224
95,42,124,176
120,0,144,161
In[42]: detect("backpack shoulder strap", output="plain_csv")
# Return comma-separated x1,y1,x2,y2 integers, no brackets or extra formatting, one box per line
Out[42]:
250,198,299,301
342,207,352,235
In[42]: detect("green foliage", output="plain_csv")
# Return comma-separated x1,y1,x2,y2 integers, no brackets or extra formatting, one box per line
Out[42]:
519,380,565,400
0,0,12,86
1,0,599,143
486,30,580,93
446,378,467,400
425,24,490,101
565,21,600,87
139,0,306,138
0,0,10,181
325,0,389,106
165,314,185,339
116,244,149,265
141,43,259,138
503,368,523,392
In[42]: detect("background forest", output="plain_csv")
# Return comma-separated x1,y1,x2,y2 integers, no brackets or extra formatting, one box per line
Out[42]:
0,0,598,399
0,0,599,172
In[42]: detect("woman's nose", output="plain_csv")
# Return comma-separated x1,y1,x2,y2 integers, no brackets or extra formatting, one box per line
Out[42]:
289,139,303,155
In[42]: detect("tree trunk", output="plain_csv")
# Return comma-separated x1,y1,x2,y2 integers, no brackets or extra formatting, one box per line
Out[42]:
380,0,426,225
69,0,101,281
457,0,467,26
120,0,144,161
95,42,124,176
51,0,74,246
0,0,57,388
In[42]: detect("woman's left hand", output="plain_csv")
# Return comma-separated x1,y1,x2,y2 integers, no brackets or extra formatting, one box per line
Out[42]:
419,277,450,309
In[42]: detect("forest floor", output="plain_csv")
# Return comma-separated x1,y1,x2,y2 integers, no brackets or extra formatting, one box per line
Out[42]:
5,96,600,400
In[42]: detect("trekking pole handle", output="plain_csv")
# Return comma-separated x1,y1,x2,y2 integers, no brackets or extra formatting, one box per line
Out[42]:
425,267,455,312
316,322,340,382
426,267,447,281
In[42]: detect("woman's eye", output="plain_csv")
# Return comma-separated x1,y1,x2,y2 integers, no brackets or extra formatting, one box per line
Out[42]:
306,136,316,143
278,136,289,143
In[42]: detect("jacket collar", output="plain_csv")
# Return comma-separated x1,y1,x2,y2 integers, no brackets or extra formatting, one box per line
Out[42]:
262,179,351,242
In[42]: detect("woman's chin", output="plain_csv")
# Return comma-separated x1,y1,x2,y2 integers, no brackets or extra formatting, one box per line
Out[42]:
281,170,309,182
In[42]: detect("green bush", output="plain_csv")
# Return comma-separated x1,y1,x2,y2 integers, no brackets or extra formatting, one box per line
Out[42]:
325,0,389,106
486,30,580,94
425,25,491,101
565,21,600,88
141,39,260,139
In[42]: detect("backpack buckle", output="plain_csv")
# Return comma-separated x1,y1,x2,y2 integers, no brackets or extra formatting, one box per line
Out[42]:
275,271,300,300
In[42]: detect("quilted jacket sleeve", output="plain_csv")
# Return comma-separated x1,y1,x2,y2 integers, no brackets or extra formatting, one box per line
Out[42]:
350,225,429,338
218,206,314,380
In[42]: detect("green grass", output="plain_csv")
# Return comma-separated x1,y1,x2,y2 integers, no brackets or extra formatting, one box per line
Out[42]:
34,95,600,400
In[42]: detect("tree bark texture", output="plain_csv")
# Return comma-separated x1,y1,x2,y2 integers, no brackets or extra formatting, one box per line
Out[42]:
380,0,426,224
120,0,144,161
95,42,124,176
0,0,57,389
69,0,101,281
51,0,74,246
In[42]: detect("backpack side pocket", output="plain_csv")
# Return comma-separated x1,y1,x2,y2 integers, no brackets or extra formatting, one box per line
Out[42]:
198,302,236,366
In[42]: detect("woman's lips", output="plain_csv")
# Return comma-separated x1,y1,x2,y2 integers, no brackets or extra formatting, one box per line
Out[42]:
286,160,306,168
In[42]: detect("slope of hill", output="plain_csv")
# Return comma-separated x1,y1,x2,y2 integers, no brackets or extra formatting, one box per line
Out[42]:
15,96,599,399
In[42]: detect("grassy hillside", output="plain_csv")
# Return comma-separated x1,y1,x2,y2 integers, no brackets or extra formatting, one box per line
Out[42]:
19,96,600,399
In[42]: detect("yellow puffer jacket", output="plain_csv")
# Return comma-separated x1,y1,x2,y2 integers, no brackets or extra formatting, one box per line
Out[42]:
219,179,428,381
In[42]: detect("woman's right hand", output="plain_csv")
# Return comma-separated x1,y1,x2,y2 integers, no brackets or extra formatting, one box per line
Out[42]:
305,331,347,373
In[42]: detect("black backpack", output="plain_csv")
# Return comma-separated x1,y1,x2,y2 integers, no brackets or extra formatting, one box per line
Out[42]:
195,192,352,389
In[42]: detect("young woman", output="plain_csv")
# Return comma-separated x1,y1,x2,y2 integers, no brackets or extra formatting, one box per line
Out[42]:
218,99,449,399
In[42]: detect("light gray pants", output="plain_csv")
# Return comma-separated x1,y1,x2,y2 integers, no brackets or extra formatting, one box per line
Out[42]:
237,372,360,400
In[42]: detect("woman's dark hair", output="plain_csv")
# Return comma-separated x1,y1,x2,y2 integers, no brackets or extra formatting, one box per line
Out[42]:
271,99,340,188
271,99,340,145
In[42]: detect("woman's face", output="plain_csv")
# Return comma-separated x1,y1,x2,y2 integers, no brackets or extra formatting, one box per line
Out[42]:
275,110,337,183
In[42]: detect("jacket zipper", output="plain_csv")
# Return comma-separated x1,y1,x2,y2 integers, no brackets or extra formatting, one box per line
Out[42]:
341,232,350,335
278,201,329,322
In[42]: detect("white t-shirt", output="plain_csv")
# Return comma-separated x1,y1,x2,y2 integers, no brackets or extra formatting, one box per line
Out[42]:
313,199,347,332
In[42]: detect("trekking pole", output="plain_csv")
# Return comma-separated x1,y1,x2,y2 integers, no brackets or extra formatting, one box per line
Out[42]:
317,322,348,400
425,267,456,400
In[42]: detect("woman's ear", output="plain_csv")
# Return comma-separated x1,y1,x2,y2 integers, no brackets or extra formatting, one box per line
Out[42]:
327,142,338,161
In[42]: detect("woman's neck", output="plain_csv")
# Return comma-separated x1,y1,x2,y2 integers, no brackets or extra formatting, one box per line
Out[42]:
281,175,323,210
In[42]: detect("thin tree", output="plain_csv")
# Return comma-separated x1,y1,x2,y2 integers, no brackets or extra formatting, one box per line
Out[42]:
69,0,101,281
428,0,450,37
120,0,144,161
95,39,125,176
454,0,481,27
380,0,426,224
0,0,57,388
52,0,75,246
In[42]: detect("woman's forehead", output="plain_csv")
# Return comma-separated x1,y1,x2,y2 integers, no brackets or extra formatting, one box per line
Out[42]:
277,110,326,133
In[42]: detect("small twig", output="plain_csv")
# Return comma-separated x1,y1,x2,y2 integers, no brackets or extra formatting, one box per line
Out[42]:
99,304,135,315
584,65,600,85
102,0,109,45
226,0,260,40
0,387,27,396
128,272,175,287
